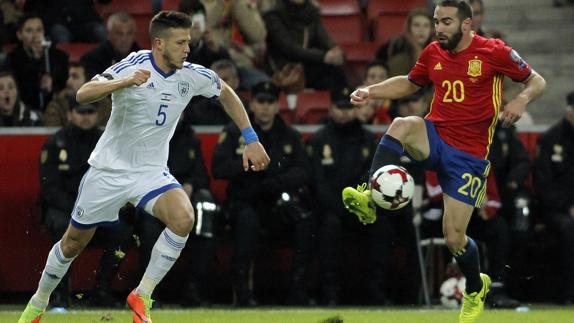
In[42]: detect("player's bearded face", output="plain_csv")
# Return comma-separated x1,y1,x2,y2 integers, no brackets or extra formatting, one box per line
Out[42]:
163,29,191,70
437,22,463,50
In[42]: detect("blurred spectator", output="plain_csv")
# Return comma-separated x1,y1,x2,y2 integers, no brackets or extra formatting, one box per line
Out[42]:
43,62,111,127
24,0,109,44
468,0,502,39
212,81,314,306
190,0,270,89
80,12,140,80
0,0,24,44
307,88,378,305
0,71,41,126
38,101,133,308
488,123,531,227
534,91,574,304
180,0,231,68
185,59,241,125
357,60,392,125
136,112,220,307
263,0,348,92
388,92,428,120
6,14,69,111
376,8,433,77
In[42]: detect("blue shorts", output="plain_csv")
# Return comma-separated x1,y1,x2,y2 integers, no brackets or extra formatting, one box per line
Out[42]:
406,120,490,207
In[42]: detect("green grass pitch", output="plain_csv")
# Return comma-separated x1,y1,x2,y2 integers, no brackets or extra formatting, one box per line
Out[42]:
2,306,574,323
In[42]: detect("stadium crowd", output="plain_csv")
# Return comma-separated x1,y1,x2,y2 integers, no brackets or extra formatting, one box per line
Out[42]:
1,0,573,311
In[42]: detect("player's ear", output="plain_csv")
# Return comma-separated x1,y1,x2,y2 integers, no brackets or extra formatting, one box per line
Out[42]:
152,37,163,51
462,17,472,31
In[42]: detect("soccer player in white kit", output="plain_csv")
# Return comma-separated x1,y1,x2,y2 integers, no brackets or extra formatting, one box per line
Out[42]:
19,11,270,323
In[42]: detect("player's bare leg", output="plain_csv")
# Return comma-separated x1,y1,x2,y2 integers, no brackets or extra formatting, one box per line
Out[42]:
18,226,96,323
129,188,194,323
343,116,430,223
443,194,490,323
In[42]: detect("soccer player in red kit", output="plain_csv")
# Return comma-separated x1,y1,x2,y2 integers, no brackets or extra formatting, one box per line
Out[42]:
342,1,546,322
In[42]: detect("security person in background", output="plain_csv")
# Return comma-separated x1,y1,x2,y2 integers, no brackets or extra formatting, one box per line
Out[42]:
307,88,379,306
39,101,133,308
534,91,574,304
135,112,219,306
212,81,314,306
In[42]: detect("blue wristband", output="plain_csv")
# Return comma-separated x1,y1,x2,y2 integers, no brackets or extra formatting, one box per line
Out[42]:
241,127,259,144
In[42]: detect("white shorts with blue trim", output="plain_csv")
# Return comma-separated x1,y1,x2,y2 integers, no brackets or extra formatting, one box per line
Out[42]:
71,166,182,229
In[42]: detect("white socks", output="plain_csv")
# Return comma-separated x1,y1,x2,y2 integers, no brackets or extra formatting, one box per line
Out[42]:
30,241,75,309
136,228,188,297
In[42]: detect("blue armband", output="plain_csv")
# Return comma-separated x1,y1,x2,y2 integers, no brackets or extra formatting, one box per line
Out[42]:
241,127,259,144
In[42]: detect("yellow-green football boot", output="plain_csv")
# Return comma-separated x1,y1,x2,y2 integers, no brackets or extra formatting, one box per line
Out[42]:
459,273,491,323
342,183,377,224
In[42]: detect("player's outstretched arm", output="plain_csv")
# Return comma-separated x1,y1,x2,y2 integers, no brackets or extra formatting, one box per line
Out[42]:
218,81,270,172
76,69,151,104
351,75,420,105
500,70,547,128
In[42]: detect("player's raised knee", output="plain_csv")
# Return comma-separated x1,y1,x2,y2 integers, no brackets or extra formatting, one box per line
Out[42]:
170,205,195,236
387,116,425,138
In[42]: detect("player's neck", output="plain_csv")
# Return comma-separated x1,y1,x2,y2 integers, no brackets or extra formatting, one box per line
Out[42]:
451,32,474,54
151,51,175,75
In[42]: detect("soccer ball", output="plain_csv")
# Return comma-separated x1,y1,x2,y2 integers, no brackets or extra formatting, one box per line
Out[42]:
370,165,415,210
440,277,466,308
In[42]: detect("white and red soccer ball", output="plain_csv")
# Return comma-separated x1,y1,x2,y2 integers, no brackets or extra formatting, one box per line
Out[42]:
370,165,415,210
440,276,466,308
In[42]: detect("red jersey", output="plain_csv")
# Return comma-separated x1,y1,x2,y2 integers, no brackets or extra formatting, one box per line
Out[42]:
408,35,532,159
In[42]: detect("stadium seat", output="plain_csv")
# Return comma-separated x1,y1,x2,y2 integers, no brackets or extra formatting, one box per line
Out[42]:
56,43,99,63
318,0,361,16
294,90,331,124
321,15,364,45
133,14,154,49
340,41,378,87
367,0,427,23
374,14,407,45
162,0,181,11
278,93,295,124
95,0,154,19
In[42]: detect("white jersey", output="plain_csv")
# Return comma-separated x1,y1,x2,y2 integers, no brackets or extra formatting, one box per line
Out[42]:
88,50,221,171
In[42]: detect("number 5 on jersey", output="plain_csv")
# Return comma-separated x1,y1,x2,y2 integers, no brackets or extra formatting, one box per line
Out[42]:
156,104,168,126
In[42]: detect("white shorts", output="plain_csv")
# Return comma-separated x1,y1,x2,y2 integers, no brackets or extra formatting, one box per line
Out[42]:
71,166,182,228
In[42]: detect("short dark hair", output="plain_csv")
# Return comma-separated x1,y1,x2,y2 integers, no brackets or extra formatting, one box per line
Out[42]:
149,11,192,40
16,13,43,32
178,0,206,15
438,0,473,21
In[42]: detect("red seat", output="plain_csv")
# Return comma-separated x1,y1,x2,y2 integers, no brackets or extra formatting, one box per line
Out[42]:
133,14,154,49
321,15,364,45
162,0,181,11
374,14,407,45
95,0,154,19
56,43,99,63
368,0,427,23
340,41,378,87
294,90,331,124
319,0,360,16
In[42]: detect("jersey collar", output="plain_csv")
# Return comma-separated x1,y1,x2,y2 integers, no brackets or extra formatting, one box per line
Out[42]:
149,52,176,78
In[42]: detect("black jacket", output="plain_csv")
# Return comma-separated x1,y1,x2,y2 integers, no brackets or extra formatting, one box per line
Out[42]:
263,0,335,71
7,44,69,111
80,40,141,79
488,124,530,204
534,119,574,214
212,115,309,203
307,118,377,215
168,122,210,191
39,125,102,213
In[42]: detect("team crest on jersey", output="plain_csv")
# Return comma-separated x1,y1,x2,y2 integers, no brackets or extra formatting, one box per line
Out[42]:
467,57,482,77
178,81,190,97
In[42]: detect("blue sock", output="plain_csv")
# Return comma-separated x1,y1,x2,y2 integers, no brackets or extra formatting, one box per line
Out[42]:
453,237,482,294
369,134,404,177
